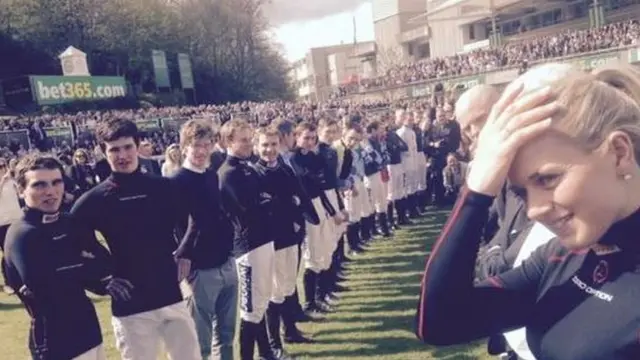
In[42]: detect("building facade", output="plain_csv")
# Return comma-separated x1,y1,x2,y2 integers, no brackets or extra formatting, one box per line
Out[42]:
289,43,371,101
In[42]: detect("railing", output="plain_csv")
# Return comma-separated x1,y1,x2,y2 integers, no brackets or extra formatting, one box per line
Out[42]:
398,26,430,44
354,43,638,97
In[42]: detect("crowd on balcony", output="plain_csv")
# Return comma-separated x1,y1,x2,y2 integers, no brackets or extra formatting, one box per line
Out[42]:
360,20,640,90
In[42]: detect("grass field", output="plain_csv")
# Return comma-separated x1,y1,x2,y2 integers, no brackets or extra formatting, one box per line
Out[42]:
0,208,491,359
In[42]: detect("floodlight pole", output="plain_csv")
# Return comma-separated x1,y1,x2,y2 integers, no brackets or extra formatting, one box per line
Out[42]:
489,0,501,47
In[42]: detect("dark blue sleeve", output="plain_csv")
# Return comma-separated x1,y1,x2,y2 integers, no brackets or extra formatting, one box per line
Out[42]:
170,176,199,260
416,189,547,346
74,221,114,295
289,167,320,225
5,226,53,298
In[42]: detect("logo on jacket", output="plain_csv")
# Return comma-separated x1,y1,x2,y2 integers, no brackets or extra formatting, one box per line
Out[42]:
259,192,273,205
571,275,613,302
592,244,621,256
592,260,609,285
81,251,96,259
140,165,148,174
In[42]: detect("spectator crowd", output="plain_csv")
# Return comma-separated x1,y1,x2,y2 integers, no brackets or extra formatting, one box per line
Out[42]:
359,20,640,90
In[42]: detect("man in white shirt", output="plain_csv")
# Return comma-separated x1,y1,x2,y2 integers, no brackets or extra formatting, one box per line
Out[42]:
395,110,420,218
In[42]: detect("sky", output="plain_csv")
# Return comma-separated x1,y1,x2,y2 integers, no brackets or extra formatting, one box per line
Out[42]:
264,1,376,62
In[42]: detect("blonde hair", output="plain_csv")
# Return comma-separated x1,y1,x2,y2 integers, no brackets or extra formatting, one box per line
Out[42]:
220,119,251,145
180,119,215,150
164,143,181,164
549,64,640,161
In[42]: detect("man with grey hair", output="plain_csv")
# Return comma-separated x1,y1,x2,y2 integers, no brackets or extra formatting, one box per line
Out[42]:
455,84,501,156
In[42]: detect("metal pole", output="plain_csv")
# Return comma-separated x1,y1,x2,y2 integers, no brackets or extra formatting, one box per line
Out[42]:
490,0,500,47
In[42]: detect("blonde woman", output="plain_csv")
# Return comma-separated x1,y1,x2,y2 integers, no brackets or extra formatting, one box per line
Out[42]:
161,144,182,177
417,64,640,359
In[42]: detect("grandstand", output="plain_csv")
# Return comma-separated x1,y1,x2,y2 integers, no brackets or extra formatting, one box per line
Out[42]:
345,0,640,100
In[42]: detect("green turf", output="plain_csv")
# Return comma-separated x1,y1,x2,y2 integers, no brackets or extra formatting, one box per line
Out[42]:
0,208,491,359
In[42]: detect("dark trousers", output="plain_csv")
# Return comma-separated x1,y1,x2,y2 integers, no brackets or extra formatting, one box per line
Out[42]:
426,165,445,205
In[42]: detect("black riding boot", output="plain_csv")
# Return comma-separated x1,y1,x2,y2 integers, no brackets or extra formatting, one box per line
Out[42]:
387,201,399,230
266,302,283,350
377,212,391,237
303,270,320,313
396,199,411,225
408,194,420,218
240,320,258,360
282,294,314,344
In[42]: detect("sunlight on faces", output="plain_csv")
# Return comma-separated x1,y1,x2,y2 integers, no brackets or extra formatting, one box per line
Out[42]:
20,169,64,213
395,110,404,127
446,154,459,167
228,127,254,159
258,133,280,163
456,105,488,149
297,129,317,151
168,147,181,163
320,124,339,143
443,103,454,120
344,129,361,149
104,137,139,174
139,142,153,157
282,132,295,150
185,139,213,169
403,111,415,127
506,64,640,250
508,131,625,250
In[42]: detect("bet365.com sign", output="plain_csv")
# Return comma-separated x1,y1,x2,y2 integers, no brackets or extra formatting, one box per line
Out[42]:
30,76,127,105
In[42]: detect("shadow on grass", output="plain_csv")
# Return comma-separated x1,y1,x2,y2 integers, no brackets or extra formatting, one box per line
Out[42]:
291,207,487,359
0,301,24,311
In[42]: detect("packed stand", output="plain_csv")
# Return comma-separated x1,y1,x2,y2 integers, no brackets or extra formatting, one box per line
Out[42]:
360,20,640,90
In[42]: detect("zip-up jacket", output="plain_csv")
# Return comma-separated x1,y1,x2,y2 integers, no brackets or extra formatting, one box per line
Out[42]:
4,209,113,360
386,129,409,165
252,159,320,249
362,138,384,177
218,156,273,257
71,170,187,317
292,148,337,217
416,189,640,360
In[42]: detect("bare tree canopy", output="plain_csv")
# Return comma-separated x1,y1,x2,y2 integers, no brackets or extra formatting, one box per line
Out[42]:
0,0,294,104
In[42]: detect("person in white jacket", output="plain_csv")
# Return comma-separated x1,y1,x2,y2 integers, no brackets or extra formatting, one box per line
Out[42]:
0,157,22,243
0,157,23,295
395,109,421,217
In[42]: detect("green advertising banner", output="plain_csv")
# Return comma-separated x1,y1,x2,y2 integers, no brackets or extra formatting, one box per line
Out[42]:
412,85,431,98
628,47,640,64
445,74,486,91
178,53,194,89
568,53,619,71
30,76,127,105
0,130,29,149
44,126,74,145
152,50,171,88
136,119,162,132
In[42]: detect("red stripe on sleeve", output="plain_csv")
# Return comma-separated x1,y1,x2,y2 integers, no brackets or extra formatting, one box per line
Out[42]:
417,187,470,341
